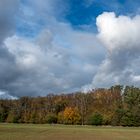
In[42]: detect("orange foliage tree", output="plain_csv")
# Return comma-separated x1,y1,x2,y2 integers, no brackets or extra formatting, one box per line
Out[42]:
63,107,81,124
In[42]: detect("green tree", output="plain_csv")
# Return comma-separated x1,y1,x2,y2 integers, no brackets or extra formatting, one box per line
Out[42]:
88,112,103,125
122,86,140,126
45,114,57,124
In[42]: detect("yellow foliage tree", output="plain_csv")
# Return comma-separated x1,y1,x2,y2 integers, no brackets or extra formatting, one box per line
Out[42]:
63,107,81,124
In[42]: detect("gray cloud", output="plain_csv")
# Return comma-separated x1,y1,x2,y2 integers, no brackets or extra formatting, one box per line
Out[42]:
2,1,140,98
0,0,105,97
4,24,104,97
0,0,20,98
0,0,19,41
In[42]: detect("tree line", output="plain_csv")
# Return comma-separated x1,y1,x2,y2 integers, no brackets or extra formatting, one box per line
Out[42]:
0,85,140,126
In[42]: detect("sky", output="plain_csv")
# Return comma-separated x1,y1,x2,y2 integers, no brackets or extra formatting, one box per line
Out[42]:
1,0,140,98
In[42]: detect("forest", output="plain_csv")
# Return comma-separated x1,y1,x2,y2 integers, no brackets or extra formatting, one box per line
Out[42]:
0,85,140,126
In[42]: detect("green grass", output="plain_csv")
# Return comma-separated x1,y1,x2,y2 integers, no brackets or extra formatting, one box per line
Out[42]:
0,123,140,140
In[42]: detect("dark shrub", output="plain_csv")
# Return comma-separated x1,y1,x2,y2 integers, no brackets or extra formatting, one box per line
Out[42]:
88,112,103,125
46,114,57,124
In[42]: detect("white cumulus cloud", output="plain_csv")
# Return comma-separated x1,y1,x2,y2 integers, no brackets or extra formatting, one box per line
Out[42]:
91,12,140,88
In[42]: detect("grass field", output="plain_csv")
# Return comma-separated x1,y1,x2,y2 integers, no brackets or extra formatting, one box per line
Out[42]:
0,123,140,140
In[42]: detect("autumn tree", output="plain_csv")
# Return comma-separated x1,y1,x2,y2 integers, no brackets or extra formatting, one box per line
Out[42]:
63,107,81,124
